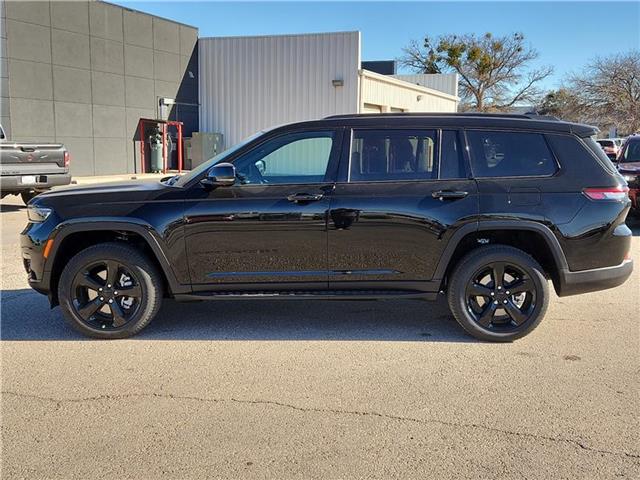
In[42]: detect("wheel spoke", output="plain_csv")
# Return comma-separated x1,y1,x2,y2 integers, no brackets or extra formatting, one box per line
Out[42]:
507,278,533,294
115,284,142,298
468,283,493,297
109,302,127,327
492,262,505,289
504,299,527,325
477,302,497,327
76,274,104,292
105,260,120,287
77,298,104,321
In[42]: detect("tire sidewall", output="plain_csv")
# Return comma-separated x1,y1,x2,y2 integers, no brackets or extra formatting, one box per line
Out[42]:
58,243,161,339
448,247,549,342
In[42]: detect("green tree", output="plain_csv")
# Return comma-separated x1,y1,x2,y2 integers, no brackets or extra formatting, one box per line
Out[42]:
399,33,553,111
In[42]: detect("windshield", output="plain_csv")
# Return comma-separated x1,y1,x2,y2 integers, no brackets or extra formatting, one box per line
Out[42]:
620,140,640,164
173,131,265,187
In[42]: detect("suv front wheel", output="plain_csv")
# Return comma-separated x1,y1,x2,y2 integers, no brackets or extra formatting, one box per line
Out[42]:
447,245,549,342
58,242,163,339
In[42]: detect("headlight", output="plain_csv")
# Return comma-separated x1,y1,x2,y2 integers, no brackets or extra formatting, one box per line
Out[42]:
623,174,637,183
27,205,53,223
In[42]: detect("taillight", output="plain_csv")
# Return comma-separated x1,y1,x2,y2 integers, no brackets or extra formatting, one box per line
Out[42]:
583,186,629,201
64,151,70,168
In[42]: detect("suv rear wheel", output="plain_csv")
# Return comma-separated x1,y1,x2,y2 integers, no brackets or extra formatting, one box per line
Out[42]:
447,245,549,342
58,242,163,339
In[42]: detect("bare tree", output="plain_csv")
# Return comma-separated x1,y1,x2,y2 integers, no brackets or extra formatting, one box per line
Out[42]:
536,89,583,122
399,33,553,112
568,51,640,134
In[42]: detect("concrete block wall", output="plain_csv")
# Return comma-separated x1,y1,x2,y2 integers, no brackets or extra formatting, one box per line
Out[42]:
3,0,198,176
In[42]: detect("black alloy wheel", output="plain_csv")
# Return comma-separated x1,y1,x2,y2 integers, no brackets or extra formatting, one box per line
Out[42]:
465,262,536,332
58,242,163,339
71,260,142,330
447,245,549,342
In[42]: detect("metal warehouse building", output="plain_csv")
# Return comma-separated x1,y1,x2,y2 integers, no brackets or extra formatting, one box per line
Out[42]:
1,2,459,176
199,32,459,147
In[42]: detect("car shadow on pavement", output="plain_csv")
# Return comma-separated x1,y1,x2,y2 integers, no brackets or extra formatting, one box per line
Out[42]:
0,203,26,213
0,288,475,342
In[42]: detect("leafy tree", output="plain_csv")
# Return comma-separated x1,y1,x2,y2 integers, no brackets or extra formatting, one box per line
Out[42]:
567,51,640,134
399,33,553,111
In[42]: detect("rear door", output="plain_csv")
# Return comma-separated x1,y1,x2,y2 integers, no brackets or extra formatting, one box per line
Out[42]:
327,127,478,291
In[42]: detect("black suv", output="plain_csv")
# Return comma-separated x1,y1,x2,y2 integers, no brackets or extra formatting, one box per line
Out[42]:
21,113,633,341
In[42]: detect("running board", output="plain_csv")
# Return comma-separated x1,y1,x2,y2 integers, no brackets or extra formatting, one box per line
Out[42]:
174,290,439,301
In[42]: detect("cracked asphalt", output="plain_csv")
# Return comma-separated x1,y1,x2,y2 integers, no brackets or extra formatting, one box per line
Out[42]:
1,194,639,479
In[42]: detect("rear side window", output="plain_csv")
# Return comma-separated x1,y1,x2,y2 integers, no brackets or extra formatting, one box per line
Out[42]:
466,130,557,178
349,129,438,181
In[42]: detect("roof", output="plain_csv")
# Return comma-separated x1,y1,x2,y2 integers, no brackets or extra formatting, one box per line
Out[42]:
308,112,597,137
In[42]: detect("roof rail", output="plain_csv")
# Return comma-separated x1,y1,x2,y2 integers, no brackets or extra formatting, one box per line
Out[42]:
324,112,561,121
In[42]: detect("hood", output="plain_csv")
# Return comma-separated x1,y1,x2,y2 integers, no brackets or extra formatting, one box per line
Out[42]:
35,180,167,200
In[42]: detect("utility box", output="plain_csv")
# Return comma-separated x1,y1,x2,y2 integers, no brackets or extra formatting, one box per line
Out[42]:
189,132,224,169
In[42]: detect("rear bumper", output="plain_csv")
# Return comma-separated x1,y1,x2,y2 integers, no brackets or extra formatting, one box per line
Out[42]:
0,173,71,193
557,259,633,297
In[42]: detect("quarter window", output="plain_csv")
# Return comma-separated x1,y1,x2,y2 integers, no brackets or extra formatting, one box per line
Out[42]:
467,130,557,177
349,129,438,181
234,131,334,185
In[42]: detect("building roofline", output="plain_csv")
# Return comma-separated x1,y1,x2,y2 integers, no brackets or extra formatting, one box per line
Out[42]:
101,0,198,30
198,30,360,41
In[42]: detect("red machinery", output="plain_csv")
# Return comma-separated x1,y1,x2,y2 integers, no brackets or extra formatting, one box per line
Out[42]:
137,118,184,174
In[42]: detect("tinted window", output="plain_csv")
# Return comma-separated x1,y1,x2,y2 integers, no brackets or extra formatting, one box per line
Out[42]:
467,130,557,177
234,131,334,185
440,130,466,179
350,129,437,181
621,140,640,163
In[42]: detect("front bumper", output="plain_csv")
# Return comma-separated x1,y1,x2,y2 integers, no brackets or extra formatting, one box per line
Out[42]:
1,173,71,193
20,219,55,298
557,259,634,297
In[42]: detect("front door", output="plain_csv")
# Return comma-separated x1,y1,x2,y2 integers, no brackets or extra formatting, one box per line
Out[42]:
328,128,478,291
184,129,342,289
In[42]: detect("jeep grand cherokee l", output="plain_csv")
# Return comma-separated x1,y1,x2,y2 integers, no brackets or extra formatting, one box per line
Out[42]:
21,113,634,341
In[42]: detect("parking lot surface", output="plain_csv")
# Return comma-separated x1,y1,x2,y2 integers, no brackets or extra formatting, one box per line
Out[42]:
1,195,639,479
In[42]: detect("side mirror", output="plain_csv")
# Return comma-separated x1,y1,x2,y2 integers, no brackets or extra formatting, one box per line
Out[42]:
202,162,236,187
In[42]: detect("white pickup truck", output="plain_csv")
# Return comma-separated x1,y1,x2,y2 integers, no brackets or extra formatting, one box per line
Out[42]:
0,125,72,204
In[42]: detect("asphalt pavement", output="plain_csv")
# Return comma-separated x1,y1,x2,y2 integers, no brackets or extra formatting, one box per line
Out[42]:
1,194,639,479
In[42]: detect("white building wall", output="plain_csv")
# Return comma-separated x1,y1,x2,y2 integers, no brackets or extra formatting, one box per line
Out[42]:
360,70,458,113
199,32,360,147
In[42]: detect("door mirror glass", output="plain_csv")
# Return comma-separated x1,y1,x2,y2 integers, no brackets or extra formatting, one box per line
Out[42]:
203,162,236,187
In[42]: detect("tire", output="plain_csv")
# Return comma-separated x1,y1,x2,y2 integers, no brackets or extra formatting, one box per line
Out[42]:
447,245,549,342
58,242,163,339
21,190,37,204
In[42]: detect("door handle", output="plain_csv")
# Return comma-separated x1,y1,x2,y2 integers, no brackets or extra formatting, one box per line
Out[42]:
432,190,469,200
287,193,324,203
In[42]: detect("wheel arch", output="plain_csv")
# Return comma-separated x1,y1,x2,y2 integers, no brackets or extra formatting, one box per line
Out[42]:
46,219,187,306
435,221,568,293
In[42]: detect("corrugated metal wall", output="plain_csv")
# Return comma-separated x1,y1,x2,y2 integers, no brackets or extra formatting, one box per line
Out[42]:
391,73,459,97
199,32,360,147
360,70,458,113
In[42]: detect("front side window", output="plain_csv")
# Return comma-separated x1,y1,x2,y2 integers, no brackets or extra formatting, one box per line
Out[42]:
467,130,557,177
234,131,334,185
349,129,438,181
